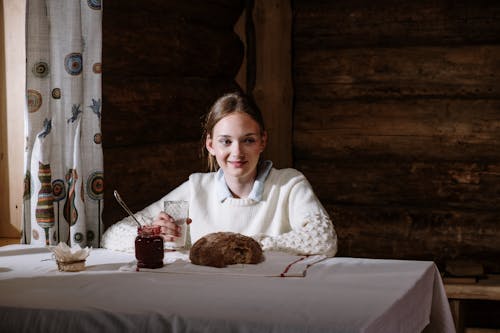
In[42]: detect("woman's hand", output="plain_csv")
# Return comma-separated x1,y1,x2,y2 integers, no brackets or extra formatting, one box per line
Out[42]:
152,212,192,242
152,212,179,242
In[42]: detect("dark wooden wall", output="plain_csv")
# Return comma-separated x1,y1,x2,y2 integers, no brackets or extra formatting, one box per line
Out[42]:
102,0,499,272
293,0,500,271
102,0,244,226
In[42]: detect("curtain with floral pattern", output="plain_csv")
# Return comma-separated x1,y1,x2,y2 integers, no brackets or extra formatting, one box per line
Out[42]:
23,0,103,247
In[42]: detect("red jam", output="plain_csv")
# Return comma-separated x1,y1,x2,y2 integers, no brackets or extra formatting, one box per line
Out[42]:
135,225,164,269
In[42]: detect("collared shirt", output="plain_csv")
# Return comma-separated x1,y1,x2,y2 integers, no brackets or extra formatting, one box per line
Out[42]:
216,160,273,202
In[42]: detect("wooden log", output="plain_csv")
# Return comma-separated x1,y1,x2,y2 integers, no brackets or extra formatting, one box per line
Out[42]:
293,0,500,48
297,160,500,210
294,129,500,162
104,21,243,77
102,77,240,147
293,99,500,161
294,46,500,99
446,260,485,278
326,204,500,265
104,0,244,29
102,141,202,227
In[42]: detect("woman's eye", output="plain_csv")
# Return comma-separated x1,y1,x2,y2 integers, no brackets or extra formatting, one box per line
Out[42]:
219,139,231,146
244,138,256,144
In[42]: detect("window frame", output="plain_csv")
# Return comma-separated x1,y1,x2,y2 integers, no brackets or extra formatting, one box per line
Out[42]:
0,0,26,239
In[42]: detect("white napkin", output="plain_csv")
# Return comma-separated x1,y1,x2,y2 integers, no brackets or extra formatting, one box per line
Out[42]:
119,251,326,277
49,242,91,263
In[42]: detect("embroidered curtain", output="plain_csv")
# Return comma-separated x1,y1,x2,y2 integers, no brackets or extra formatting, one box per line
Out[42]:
23,0,103,247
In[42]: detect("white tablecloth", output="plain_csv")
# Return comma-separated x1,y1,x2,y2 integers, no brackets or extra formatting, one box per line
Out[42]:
0,244,455,333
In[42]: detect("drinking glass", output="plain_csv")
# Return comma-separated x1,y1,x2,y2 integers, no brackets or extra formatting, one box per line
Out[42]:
163,200,189,249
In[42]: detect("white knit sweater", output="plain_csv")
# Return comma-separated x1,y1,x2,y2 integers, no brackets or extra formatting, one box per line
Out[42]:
102,168,338,256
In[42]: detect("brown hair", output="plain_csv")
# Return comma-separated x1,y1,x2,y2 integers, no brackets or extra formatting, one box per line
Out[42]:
201,91,266,171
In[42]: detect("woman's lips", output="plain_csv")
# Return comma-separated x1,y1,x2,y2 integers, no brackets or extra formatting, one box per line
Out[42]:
229,161,247,168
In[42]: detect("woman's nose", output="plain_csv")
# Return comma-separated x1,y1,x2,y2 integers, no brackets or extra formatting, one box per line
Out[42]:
231,142,243,157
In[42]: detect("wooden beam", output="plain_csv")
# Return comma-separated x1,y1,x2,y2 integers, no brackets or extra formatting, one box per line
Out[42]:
251,0,293,168
449,299,465,333
445,283,500,301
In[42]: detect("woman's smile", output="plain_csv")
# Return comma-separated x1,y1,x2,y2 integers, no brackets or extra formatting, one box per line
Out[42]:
228,160,247,168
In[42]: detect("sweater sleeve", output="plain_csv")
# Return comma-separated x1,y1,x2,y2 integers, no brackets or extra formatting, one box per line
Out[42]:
255,174,338,257
101,180,190,252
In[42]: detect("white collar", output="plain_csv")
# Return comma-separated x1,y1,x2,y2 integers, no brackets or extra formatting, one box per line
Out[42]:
215,160,273,202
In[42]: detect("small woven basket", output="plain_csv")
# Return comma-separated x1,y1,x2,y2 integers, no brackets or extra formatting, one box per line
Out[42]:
56,259,86,272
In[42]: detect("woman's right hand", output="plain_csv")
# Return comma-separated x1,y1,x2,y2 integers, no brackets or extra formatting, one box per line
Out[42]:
152,212,181,242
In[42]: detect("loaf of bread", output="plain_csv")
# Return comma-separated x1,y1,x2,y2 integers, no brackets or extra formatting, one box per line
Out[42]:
189,232,264,268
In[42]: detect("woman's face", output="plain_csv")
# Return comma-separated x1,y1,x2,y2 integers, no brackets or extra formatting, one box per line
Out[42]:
206,112,267,183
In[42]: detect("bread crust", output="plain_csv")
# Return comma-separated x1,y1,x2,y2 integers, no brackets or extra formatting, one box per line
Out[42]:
189,232,264,268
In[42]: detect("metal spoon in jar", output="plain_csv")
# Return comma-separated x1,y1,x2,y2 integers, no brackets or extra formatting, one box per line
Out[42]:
113,190,142,228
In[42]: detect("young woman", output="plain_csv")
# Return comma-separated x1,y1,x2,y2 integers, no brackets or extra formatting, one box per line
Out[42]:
102,92,337,256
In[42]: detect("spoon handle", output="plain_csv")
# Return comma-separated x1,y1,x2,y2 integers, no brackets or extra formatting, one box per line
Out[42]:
113,190,142,228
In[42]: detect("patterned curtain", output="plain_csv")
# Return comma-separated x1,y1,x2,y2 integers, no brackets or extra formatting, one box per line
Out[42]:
23,0,103,247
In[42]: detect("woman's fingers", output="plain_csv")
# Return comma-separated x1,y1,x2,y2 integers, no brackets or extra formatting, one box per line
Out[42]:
161,225,181,237
152,212,173,227
160,234,177,242
152,212,181,237
154,211,173,224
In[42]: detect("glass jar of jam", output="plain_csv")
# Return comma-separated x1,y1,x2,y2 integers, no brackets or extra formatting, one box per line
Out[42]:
135,225,164,269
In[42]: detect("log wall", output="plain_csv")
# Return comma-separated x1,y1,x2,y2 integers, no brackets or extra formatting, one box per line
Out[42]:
101,0,500,272
102,0,244,226
292,0,500,271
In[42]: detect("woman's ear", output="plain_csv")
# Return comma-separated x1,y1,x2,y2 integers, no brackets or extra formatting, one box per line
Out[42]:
205,135,215,156
260,131,268,152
